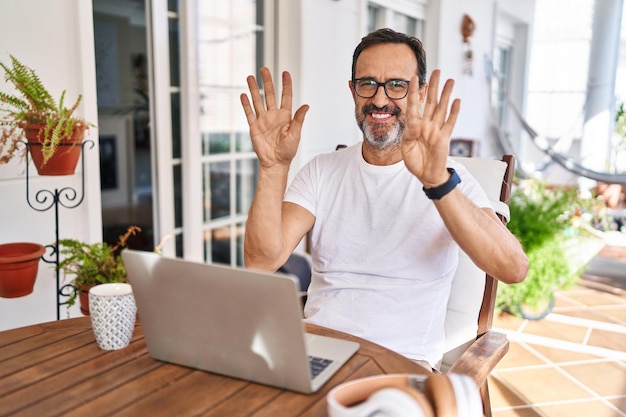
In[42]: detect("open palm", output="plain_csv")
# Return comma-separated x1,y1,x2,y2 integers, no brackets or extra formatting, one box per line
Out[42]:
240,67,309,168
401,70,460,187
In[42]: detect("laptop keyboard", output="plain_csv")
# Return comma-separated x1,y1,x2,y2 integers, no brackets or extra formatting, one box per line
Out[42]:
308,355,333,378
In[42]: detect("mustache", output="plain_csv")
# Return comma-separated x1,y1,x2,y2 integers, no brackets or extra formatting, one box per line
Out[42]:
361,104,401,117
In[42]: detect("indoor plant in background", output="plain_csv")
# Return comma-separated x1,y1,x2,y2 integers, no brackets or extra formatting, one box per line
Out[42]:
0,54,91,175
496,179,607,319
57,226,141,315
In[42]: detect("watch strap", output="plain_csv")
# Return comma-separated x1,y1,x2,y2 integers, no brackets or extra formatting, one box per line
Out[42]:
423,168,461,200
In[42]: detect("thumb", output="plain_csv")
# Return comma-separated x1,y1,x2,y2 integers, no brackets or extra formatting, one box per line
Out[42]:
291,104,310,134
294,104,309,124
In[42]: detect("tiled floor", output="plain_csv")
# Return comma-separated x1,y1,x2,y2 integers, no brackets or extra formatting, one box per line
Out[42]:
490,244,626,417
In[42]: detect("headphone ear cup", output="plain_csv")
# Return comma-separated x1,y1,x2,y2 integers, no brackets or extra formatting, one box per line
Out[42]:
446,374,483,417
423,374,457,417
395,386,435,417
352,387,432,417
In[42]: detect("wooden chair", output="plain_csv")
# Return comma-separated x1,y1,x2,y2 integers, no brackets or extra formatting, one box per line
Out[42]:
441,155,515,417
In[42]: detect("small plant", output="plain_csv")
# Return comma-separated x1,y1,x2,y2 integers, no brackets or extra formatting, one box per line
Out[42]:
0,54,89,165
57,226,141,308
496,179,605,316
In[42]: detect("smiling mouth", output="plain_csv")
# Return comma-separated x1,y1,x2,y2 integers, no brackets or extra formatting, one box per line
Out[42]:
370,112,394,122
362,104,399,122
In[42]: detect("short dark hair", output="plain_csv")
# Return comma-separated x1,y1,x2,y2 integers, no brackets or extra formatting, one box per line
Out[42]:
351,28,427,85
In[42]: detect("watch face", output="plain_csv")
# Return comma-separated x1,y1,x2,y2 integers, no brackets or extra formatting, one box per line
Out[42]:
450,140,473,157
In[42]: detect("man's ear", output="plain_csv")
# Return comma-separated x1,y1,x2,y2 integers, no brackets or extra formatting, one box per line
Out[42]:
348,79,357,100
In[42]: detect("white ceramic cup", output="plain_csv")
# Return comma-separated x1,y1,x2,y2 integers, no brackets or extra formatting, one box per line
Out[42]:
89,283,137,350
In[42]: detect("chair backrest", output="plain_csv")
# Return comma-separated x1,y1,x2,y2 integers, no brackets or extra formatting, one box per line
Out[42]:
441,155,514,370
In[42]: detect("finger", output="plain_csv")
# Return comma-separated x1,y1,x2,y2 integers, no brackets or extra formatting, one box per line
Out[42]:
433,78,455,126
247,74,265,116
260,67,277,110
422,69,441,120
280,71,293,113
405,74,422,124
293,104,310,126
288,104,310,140
442,98,461,135
240,93,257,126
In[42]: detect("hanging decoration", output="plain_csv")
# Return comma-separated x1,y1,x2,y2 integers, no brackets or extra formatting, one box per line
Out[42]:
461,14,476,76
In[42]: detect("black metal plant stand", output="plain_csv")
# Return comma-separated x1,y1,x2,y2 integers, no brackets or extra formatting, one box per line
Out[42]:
23,141,94,320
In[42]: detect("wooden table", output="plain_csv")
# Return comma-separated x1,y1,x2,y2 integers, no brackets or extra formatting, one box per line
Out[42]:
0,317,428,417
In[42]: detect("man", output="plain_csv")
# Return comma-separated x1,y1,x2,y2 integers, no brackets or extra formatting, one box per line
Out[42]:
240,28,528,369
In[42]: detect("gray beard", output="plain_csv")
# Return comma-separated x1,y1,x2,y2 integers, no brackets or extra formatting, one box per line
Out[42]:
361,120,404,151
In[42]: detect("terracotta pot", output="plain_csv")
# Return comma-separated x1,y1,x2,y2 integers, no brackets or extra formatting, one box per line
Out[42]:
78,284,95,316
516,293,555,320
0,242,46,298
24,124,86,176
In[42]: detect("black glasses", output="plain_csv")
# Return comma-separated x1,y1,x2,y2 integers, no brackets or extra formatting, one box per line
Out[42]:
353,78,410,100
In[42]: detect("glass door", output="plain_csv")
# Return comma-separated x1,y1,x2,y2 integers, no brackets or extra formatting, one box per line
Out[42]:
148,0,270,262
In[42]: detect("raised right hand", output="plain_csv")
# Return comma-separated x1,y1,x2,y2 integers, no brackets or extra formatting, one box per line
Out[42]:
240,67,309,168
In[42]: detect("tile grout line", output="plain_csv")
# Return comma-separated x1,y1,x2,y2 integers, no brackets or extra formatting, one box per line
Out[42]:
494,328,626,361
493,341,626,417
491,340,559,416
545,313,626,334
522,343,626,417
493,398,626,416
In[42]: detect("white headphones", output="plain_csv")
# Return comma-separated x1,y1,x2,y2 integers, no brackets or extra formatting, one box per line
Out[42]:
327,373,483,417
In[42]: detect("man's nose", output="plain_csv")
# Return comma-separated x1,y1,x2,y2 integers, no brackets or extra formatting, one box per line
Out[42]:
370,84,390,107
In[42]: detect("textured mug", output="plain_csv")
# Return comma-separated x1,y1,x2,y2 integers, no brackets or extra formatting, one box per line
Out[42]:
89,283,137,350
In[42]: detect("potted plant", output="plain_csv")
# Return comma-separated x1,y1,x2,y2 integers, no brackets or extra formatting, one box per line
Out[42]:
496,179,607,319
57,225,141,315
0,242,46,298
0,54,91,175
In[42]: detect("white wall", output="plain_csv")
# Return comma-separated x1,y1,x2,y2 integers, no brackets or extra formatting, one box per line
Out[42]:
430,0,534,160
0,0,100,330
279,0,364,178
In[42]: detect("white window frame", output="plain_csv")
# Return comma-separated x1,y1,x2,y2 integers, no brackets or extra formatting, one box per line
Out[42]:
364,0,427,37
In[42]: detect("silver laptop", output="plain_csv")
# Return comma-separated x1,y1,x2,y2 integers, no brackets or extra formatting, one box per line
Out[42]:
121,249,359,394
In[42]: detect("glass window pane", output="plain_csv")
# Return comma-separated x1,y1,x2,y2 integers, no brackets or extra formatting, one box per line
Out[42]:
236,132,254,153
173,164,183,228
204,132,231,154
168,0,178,13
203,161,231,221
203,223,244,266
171,91,181,158
199,90,250,155
367,5,380,33
197,6,259,87
169,17,180,87
393,13,417,36
208,226,231,265
235,221,245,267
175,232,183,257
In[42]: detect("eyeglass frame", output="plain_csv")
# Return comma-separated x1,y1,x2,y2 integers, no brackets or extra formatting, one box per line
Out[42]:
352,78,411,100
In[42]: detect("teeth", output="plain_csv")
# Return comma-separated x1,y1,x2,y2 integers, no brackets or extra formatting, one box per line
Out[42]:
372,113,391,119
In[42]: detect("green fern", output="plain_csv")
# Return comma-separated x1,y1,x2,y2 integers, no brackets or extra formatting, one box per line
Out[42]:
0,55,89,165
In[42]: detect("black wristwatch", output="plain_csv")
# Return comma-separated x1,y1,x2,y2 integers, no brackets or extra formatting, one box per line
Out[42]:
423,168,461,200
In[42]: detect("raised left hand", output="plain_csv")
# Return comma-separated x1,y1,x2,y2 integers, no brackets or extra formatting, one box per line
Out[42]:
401,70,460,187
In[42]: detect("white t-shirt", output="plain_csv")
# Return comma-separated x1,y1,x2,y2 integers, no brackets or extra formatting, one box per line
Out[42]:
284,142,491,366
